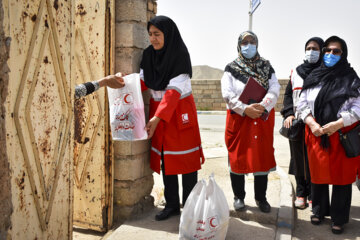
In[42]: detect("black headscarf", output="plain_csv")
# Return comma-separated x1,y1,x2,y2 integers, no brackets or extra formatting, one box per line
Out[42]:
225,31,274,90
302,36,360,148
296,37,324,79
140,16,192,90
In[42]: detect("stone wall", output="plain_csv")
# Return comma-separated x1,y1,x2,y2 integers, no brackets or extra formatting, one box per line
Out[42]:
0,1,12,239
113,0,156,223
192,79,289,112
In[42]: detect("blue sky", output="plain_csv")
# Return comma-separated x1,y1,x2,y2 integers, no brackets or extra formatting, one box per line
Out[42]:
157,0,360,79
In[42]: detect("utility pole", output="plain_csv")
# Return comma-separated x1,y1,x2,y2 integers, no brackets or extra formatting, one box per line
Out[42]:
249,0,261,31
249,0,253,31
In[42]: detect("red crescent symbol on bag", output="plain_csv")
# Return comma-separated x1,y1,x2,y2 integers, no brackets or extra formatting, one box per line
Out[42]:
124,94,131,104
209,217,217,228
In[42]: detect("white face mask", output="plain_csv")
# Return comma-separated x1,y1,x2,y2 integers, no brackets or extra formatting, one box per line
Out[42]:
304,50,320,63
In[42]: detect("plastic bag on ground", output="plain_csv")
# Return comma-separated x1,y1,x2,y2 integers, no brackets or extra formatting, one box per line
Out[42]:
107,73,147,140
179,174,230,240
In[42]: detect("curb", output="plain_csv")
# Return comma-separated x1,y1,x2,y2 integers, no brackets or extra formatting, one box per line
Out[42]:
275,167,294,240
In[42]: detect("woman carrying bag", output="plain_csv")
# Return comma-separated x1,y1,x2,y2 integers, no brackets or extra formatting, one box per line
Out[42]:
297,36,360,234
281,37,324,209
221,31,280,213
140,16,205,221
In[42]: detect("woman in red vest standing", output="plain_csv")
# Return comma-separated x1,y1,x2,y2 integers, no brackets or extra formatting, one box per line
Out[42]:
298,36,360,234
140,16,204,221
221,31,280,213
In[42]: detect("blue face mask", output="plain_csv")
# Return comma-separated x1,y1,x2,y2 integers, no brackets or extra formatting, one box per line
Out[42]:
241,44,257,59
323,53,341,67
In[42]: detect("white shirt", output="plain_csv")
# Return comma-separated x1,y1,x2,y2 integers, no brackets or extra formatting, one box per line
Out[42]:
221,71,280,115
140,69,192,101
297,84,360,127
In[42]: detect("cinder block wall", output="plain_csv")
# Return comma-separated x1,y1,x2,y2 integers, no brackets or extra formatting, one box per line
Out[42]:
0,2,12,238
192,79,289,112
113,0,156,223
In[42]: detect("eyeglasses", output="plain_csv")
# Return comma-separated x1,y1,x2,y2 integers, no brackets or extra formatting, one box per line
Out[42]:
322,47,342,55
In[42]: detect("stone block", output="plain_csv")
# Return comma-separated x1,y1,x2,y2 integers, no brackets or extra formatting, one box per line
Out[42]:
147,0,154,11
115,22,149,49
114,175,154,206
147,11,156,22
115,0,147,23
113,139,151,157
209,85,217,90
114,152,152,180
115,47,143,73
113,195,154,223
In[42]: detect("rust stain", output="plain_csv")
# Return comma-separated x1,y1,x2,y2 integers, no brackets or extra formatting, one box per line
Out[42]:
31,14,37,22
74,98,87,144
43,56,50,64
53,0,59,10
15,171,26,210
76,4,87,16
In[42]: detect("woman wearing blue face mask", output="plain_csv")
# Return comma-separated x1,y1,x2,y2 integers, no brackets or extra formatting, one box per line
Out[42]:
221,31,280,213
281,37,324,210
297,36,360,234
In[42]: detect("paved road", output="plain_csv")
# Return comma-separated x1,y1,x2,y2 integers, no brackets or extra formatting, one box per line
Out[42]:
198,112,360,240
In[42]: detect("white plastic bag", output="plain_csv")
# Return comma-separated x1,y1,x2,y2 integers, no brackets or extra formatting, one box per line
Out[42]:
179,175,230,240
107,73,148,140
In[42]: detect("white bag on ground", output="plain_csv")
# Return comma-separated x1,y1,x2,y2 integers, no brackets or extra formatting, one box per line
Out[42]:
179,175,230,240
107,73,147,140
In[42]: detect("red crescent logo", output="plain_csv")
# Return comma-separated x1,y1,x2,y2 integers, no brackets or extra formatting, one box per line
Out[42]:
124,94,131,104
209,217,217,228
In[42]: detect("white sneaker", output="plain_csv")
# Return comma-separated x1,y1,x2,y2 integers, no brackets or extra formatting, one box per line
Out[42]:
294,197,306,209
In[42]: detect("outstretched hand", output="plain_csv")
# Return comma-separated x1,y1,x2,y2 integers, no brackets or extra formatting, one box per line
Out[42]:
99,72,126,88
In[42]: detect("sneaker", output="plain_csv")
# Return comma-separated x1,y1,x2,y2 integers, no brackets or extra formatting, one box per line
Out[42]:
233,197,245,211
308,200,312,210
256,200,271,213
294,197,306,209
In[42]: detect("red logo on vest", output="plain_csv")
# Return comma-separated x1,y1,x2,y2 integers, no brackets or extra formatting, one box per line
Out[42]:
182,113,189,124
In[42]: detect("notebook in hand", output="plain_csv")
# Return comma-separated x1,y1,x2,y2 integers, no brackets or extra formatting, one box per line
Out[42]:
239,77,269,121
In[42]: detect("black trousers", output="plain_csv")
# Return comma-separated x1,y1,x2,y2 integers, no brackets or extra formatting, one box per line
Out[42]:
230,172,268,201
161,158,197,209
312,183,352,225
295,175,311,200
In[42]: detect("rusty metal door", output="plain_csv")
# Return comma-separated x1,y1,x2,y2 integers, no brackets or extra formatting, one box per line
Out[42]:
3,0,74,239
73,0,114,231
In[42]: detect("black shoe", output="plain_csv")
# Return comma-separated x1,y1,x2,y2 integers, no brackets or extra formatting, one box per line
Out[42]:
310,215,322,225
256,200,271,213
331,222,344,234
233,197,245,211
155,207,180,221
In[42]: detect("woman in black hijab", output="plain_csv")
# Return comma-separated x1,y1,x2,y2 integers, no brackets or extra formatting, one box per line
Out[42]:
297,36,360,234
140,16,204,221
281,37,324,209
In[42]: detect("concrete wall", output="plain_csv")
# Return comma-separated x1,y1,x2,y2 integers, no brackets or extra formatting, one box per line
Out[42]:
192,79,289,112
0,1,12,239
113,0,156,223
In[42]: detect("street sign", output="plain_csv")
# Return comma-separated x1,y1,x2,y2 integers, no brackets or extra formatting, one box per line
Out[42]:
250,0,261,14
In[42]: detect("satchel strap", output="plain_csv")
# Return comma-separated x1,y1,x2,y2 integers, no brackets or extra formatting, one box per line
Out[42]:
338,122,360,135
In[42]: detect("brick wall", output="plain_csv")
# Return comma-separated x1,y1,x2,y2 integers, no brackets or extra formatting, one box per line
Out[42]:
113,0,156,223
0,2,12,238
192,79,289,112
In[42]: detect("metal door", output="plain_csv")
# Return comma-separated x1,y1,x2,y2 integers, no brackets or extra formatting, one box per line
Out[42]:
4,0,74,239
73,0,114,232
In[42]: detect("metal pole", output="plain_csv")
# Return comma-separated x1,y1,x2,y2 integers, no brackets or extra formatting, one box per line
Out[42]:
249,0,253,31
